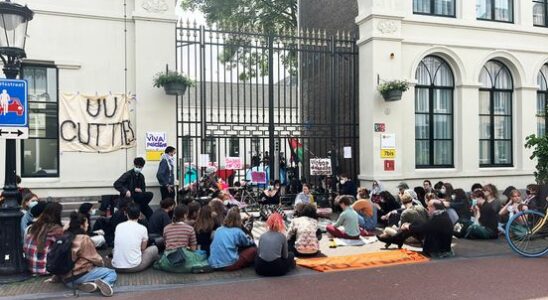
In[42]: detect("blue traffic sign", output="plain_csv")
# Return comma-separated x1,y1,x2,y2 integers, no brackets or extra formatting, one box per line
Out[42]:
0,79,28,127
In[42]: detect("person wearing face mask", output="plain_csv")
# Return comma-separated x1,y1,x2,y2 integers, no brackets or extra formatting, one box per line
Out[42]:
338,174,356,196
463,189,499,239
114,157,154,220
157,146,177,200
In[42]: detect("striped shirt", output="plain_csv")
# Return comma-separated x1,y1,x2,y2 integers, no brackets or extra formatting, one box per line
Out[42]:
163,222,197,250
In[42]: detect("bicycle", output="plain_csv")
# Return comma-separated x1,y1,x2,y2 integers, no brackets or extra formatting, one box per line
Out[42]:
229,182,263,210
505,207,548,257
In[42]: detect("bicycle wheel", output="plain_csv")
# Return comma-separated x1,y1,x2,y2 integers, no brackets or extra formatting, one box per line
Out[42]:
505,210,548,258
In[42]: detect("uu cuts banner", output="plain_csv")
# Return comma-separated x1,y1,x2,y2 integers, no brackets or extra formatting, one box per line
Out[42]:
59,93,136,152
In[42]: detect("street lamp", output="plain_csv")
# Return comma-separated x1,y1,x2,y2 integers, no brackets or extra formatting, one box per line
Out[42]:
0,0,33,277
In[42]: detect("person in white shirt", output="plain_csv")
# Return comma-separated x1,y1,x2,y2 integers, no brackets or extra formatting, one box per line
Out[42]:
111,203,158,272
294,184,314,207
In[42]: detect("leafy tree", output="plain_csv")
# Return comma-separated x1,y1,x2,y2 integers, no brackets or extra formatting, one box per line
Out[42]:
525,134,548,184
180,0,298,80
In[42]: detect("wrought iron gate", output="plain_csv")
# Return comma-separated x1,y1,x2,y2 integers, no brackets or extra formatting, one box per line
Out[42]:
176,21,358,188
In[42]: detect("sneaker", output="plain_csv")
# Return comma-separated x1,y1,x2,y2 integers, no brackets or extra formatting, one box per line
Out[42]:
77,282,97,293
94,279,113,297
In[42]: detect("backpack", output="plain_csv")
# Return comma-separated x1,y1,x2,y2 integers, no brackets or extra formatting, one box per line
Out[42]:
46,233,75,276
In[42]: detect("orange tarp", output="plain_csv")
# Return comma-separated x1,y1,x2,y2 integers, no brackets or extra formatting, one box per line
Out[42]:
296,249,429,272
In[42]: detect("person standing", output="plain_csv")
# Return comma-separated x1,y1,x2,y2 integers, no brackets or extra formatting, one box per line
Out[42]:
114,157,154,219
157,146,176,200
338,174,356,196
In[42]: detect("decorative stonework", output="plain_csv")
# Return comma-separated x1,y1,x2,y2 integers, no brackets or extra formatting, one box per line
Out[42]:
142,0,169,13
377,21,398,34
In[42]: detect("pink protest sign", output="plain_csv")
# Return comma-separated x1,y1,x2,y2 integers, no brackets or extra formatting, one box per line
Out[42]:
225,157,242,170
251,171,267,184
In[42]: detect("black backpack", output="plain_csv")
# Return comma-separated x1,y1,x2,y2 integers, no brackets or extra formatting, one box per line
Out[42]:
46,233,75,276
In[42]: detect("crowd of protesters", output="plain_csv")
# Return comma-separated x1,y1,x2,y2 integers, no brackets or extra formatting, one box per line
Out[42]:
11,146,548,297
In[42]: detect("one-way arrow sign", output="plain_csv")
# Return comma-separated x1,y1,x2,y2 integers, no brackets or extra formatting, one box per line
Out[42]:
0,126,28,139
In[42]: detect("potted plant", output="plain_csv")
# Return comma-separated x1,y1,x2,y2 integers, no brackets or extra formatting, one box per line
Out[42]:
153,70,194,96
377,80,409,101
525,134,548,184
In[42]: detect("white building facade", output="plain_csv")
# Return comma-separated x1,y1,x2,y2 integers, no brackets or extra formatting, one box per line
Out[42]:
0,0,178,201
356,0,547,191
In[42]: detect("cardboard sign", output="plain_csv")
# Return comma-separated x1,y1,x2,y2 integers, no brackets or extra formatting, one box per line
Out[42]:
251,171,267,184
384,160,395,171
380,133,396,149
374,123,385,132
310,158,332,176
225,157,242,170
380,149,396,159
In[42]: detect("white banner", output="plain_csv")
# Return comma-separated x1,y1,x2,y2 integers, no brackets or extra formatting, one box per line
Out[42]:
59,93,136,152
310,158,332,176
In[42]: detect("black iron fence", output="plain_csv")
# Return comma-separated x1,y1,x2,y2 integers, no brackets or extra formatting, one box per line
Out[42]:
176,21,358,188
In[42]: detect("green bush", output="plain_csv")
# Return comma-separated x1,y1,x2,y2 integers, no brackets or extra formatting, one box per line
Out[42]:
377,80,409,96
525,134,548,184
153,71,195,88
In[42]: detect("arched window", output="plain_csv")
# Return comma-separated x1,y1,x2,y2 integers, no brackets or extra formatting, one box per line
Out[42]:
538,64,548,136
479,60,513,167
415,56,454,168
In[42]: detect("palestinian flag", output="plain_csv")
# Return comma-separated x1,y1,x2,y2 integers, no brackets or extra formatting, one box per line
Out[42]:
288,138,303,164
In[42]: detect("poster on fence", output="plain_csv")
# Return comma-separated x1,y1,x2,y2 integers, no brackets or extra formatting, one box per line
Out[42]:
309,158,332,176
145,132,167,161
225,157,242,170
251,171,267,184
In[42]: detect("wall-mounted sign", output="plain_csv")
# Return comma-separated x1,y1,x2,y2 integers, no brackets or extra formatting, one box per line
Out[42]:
380,133,396,149
384,160,395,171
380,149,396,159
343,146,352,159
374,123,385,132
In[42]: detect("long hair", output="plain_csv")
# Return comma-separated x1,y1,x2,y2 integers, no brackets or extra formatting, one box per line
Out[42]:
66,212,87,236
223,207,242,228
209,199,226,226
194,206,215,234
266,213,285,233
28,202,63,251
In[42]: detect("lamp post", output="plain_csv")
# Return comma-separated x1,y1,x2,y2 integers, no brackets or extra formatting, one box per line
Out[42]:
0,0,33,276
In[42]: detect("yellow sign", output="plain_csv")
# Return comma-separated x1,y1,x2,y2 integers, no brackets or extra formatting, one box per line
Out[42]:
146,150,163,161
380,149,396,159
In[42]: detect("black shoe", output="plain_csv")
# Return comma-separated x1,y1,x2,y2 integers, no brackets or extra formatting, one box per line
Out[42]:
376,234,392,249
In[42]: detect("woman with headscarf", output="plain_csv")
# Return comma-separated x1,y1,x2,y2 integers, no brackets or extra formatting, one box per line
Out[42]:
370,180,384,205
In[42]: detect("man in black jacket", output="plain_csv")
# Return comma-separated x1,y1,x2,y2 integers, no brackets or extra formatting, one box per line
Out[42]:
114,157,154,219
156,146,176,200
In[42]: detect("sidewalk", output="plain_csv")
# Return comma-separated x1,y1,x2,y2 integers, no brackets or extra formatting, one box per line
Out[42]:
0,232,513,299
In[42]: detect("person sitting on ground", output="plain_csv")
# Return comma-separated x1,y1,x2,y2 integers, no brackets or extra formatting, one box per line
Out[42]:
399,199,454,258
112,203,159,273
463,190,499,239
294,184,314,207
113,157,154,220
208,207,256,271
78,203,106,249
370,180,384,205
483,184,502,213
23,202,64,275
148,198,176,237
194,205,218,255
414,186,427,207
352,187,377,231
185,201,201,226
499,189,527,222
20,198,43,243
377,192,428,246
524,184,543,211
423,180,433,194
377,191,401,224
209,198,226,227
326,195,368,239
163,205,197,251
61,212,116,297
260,180,281,205
21,191,38,213
287,203,321,257
445,188,471,223
255,213,295,277
440,182,454,202
338,174,356,196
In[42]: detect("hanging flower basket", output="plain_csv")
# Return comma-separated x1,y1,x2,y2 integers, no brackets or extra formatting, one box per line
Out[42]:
153,70,194,96
378,80,409,102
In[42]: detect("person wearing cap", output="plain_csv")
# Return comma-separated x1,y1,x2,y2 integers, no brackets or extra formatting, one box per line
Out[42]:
114,157,154,219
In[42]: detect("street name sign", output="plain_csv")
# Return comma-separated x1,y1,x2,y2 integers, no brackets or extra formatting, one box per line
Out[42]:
0,79,28,139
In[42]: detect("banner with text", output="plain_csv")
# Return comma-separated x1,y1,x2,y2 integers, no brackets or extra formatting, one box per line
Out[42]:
309,158,332,176
59,93,136,152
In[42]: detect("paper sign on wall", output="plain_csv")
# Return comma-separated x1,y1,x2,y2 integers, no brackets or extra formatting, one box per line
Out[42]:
380,149,396,159
309,158,332,176
380,133,396,149
344,146,352,159
145,132,167,150
225,157,242,170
